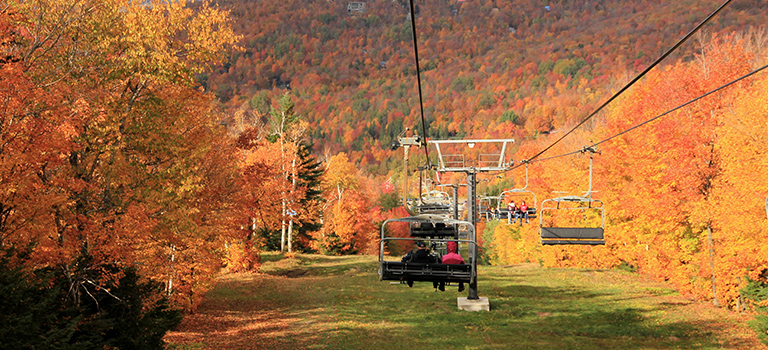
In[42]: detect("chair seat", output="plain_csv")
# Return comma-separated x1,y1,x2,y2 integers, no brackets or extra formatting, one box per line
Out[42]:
540,227,605,245
379,262,472,283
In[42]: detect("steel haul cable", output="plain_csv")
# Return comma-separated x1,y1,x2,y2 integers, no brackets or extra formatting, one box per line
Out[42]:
519,0,734,168
525,64,768,167
408,0,432,168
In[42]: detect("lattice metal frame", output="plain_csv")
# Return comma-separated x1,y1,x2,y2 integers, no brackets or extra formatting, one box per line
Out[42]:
429,139,515,172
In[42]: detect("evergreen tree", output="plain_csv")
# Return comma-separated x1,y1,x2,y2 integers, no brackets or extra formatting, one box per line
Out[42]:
66,265,182,349
0,251,182,349
292,141,325,252
0,252,80,350
742,275,768,346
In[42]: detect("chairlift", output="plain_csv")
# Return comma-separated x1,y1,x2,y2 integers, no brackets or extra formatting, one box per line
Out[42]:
417,189,452,214
390,127,423,215
478,195,500,221
436,182,466,221
539,147,605,245
385,139,513,301
387,136,480,290
498,161,538,222
379,215,476,285
421,189,450,203
539,194,605,245
414,166,454,215
409,211,459,237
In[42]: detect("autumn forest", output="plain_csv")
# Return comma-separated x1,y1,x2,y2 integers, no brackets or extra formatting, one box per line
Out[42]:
2,0,768,348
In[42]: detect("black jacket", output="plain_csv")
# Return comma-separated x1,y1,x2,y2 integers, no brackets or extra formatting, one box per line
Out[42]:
402,249,437,263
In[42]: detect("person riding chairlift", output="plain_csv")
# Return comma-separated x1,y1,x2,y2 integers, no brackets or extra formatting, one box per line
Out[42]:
439,241,466,292
519,200,529,224
507,200,517,224
402,241,439,289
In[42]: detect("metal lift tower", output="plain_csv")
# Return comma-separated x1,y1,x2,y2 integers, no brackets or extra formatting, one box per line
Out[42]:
428,139,514,310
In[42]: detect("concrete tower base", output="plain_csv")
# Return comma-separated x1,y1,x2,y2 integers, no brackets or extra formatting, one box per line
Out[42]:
457,297,490,311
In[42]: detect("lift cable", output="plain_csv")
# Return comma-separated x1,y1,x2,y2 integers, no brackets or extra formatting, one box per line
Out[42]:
500,63,768,173
517,0,734,168
590,64,768,149
408,0,432,169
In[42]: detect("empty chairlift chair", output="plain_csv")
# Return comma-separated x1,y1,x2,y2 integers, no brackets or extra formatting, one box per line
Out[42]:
539,195,605,245
538,146,606,245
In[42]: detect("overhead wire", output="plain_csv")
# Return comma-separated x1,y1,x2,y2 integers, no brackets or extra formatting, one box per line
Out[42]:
517,0,735,169
408,0,432,169
517,63,768,169
591,63,768,149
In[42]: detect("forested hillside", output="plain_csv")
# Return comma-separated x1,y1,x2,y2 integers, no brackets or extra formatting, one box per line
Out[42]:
204,0,768,343
3,0,768,348
208,0,768,175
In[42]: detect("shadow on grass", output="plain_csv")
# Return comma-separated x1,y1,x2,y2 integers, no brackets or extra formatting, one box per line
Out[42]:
259,252,380,278
168,257,757,350
261,259,379,278
324,280,720,350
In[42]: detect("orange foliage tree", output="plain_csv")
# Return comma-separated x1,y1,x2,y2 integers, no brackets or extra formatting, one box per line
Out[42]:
0,7,73,265
483,33,768,315
4,0,241,320
316,152,380,254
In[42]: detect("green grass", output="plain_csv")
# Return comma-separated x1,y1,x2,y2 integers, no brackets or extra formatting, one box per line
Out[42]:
165,253,764,350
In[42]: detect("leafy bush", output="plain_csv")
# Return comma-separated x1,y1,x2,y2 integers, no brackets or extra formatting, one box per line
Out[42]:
499,110,519,124
538,60,554,74
553,58,588,77
477,91,495,110
352,98,370,113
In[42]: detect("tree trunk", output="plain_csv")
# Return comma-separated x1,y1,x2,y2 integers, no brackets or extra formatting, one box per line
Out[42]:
279,111,287,253
280,200,286,253
288,154,298,253
287,218,294,253
167,244,175,296
707,223,719,307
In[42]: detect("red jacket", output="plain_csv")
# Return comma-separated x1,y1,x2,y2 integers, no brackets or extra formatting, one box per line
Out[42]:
442,241,465,264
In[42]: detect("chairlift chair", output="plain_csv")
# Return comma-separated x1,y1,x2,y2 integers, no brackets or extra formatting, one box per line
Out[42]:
409,211,460,238
379,215,476,285
498,161,538,221
417,189,452,215
539,146,605,245
499,190,538,221
539,195,605,245
478,195,499,221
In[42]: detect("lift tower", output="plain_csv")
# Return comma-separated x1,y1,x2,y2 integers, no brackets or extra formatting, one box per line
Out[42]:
428,139,515,302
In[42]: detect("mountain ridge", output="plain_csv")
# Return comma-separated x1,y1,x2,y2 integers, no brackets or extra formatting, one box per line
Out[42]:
207,0,768,174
